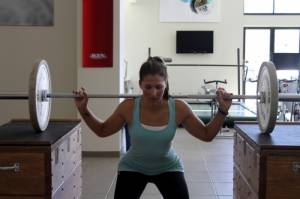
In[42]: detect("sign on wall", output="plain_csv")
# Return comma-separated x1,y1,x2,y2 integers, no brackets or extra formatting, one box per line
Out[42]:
0,0,53,26
160,0,221,22
82,0,113,68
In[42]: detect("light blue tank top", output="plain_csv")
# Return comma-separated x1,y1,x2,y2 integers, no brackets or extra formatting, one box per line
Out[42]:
118,97,183,175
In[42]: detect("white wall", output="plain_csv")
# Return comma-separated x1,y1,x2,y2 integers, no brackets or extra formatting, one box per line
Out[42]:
77,0,125,152
125,0,244,95
124,0,300,96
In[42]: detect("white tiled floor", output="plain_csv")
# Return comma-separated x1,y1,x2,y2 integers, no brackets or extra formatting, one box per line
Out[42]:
82,128,234,199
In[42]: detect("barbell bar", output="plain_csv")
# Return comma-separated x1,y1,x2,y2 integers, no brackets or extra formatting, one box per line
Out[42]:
0,59,297,134
2,93,300,101
45,93,300,102
47,93,259,99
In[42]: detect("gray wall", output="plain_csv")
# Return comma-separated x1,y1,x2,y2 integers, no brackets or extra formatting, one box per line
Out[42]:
0,0,77,125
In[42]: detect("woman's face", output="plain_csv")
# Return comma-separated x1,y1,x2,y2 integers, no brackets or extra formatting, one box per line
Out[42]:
139,74,166,101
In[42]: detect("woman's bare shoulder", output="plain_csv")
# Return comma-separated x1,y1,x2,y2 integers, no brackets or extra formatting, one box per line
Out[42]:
175,99,190,108
175,99,192,114
118,98,135,110
119,98,136,123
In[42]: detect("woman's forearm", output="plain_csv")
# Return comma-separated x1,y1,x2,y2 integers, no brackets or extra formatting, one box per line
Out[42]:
205,110,227,141
79,107,105,137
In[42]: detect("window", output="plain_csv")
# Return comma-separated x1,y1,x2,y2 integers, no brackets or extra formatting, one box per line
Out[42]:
244,0,300,14
275,0,300,14
244,0,273,14
274,29,300,53
272,29,300,69
244,29,270,97
243,27,300,111
244,27,300,70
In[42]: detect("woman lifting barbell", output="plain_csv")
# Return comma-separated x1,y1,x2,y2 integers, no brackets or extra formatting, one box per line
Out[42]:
75,56,233,198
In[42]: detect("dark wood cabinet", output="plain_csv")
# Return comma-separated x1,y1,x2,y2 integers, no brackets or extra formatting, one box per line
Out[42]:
234,122,300,199
0,120,82,199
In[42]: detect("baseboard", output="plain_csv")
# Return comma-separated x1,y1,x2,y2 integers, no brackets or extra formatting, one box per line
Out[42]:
82,151,120,157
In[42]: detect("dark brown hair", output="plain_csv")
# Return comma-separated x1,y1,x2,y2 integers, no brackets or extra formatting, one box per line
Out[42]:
139,56,169,99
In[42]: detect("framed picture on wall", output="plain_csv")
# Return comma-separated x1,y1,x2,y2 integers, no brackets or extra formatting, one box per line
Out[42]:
0,0,53,26
160,0,221,22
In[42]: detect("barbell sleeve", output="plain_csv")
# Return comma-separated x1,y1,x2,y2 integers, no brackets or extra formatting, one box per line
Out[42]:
278,93,300,102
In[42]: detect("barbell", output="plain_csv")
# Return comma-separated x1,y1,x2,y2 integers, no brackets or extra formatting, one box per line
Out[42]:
0,60,298,133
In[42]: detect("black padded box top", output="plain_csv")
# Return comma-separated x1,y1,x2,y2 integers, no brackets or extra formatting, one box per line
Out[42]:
0,120,80,146
234,122,300,150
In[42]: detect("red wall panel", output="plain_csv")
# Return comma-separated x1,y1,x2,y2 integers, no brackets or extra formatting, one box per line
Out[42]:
82,0,113,67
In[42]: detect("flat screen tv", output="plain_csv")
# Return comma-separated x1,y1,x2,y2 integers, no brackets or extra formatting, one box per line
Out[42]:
176,31,213,53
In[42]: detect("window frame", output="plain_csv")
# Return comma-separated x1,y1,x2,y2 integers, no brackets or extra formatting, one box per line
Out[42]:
243,27,300,67
243,27,300,95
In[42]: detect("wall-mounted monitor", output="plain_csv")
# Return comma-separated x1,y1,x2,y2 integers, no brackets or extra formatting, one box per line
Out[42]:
176,31,214,54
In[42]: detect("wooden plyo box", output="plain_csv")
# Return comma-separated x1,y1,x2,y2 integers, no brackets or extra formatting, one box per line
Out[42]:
234,122,300,199
0,120,82,199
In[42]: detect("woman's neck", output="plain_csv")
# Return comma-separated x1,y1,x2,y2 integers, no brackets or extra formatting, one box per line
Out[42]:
141,96,166,110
